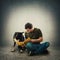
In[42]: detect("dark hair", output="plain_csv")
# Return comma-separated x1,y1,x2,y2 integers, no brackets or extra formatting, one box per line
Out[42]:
25,22,33,29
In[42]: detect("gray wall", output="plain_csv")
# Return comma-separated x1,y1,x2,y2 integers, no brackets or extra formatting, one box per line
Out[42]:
0,0,60,48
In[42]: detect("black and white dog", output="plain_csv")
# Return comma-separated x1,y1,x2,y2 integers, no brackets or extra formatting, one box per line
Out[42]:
13,32,25,52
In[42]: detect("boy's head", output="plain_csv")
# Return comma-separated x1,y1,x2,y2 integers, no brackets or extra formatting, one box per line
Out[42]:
25,22,33,32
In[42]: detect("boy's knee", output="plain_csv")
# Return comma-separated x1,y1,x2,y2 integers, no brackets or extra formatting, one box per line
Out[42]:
26,42,32,48
45,42,50,47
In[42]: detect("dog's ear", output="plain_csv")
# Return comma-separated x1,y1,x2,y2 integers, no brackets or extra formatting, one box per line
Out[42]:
14,32,24,34
13,32,24,38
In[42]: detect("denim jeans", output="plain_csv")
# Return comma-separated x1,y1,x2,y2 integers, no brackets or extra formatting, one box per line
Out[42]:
25,42,50,54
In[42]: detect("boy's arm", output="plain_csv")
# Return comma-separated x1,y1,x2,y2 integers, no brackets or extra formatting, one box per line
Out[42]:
30,37,43,43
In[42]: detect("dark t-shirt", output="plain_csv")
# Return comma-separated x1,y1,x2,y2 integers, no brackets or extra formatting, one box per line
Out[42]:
25,28,42,39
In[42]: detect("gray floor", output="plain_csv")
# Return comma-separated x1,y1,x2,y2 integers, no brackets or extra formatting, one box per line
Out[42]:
0,46,60,60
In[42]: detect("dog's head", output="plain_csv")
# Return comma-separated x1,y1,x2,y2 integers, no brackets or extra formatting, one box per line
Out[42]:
13,32,24,41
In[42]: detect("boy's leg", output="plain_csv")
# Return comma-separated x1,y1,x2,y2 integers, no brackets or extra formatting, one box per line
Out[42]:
25,42,39,55
25,42,50,55
25,42,33,52
35,42,50,54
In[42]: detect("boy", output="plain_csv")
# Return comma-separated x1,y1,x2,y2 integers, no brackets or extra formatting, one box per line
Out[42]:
25,22,50,55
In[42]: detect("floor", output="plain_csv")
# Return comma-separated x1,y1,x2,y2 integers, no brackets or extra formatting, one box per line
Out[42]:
0,46,60,60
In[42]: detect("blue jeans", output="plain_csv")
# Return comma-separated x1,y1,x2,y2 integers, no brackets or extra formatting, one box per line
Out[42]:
25,42,50,54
